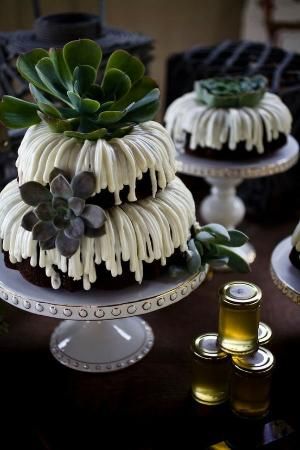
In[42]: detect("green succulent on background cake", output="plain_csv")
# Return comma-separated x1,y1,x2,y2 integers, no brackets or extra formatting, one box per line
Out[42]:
195,75,267,108
0,39,160,140
170,223,250,276
20,169,106,257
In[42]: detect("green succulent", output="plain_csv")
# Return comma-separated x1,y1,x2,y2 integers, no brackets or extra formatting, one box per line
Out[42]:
20,169,106,257
170,223,250,276
0,39,160,140
195,75,267,108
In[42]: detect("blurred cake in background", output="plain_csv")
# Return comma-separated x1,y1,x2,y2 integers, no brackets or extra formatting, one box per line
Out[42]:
165,75,292,160
165,40,300,220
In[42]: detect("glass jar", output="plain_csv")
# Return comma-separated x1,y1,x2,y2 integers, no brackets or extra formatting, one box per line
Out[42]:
258,322,272,346
191,333,231,405
231,347,275,418
218,281,262,355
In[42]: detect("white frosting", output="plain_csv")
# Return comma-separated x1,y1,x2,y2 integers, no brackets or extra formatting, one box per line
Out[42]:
17,121,176,204
164,91,292,154
0,177,195,290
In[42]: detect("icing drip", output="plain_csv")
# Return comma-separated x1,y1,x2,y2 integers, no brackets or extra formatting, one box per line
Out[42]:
0,177,195,290
16,121,176,204
164,92,292,153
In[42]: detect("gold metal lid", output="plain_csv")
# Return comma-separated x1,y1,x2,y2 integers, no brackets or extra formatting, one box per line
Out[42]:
219,281,262,307
232,347,274,373
192,333,228,360
258,322,272,345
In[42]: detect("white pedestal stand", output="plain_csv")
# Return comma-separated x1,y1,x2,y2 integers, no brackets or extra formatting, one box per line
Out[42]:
0,255,207,372
176,136,299,264
271,236,300,304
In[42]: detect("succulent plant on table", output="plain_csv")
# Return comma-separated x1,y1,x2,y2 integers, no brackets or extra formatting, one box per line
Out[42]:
170,223,250,276
0,39,160,140
20,169,106,257
195,75,267,108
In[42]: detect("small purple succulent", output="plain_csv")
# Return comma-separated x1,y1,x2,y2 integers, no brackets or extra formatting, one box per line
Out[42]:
20,168,106,257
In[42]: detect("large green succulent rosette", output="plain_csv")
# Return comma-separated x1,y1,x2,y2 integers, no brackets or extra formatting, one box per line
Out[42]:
0,39,160,140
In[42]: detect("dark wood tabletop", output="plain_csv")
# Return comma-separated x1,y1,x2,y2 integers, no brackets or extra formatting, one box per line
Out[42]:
1,209,300,449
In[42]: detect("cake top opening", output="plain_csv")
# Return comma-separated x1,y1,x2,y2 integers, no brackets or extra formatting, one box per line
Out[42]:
0,39,160,141
194,75,267,108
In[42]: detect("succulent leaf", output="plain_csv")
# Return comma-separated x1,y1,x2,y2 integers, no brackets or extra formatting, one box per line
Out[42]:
97,110,126,125
36,57,70,104
40,236,56,250
201,223,230,241
52,197,68,209
105,49,145,84
49,168,66,183
49,47,73,90
102,68,131,101
68,196,85,216
113,76,158,111
63,39,102,73
20,181,52,206
37,102,62,118
226,230,249,247
217,245,250,272
35,202,55,221
73,65,97,96
64,217,85,239
0,96,40,129
16,48,50,93
186,239,202,274
54,215,70,229
21,210,39,231
32,221,57,241
71,172,96,199
80,98,100,114
81,205,106,229
63,129,107,140
50,174,72,199
56,230,79,257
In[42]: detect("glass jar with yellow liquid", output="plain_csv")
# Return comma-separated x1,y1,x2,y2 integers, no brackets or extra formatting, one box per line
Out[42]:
231,347,274,418
191,333,231,405
218,281,262,355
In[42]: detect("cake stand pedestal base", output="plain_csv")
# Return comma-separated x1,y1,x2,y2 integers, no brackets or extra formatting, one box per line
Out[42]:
0,253,207,372
200,176,255,268
50,317,154,373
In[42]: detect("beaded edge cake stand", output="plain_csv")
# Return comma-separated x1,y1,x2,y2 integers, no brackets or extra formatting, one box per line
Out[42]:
271,236,300,304
0,255,207,373
176,136,299,265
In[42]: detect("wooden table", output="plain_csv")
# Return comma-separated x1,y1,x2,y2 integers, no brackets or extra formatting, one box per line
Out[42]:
1,216,300,449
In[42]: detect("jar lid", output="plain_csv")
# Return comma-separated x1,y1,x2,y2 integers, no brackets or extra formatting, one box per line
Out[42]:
219,281,262,307
258,322,272,345
232,347,274,373
192,333,228,360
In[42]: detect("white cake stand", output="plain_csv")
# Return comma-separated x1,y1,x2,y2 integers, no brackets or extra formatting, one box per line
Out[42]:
176,136,299,264
271,236,300,304
0,255,207,372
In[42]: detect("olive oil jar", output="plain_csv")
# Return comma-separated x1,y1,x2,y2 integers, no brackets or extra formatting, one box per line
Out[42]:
191,333,231,405
218,281,262,355
230,347,275,418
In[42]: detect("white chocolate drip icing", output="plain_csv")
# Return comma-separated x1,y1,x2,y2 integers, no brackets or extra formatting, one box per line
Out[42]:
164,92,292,154
16,121,176,204
0,177,195,290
